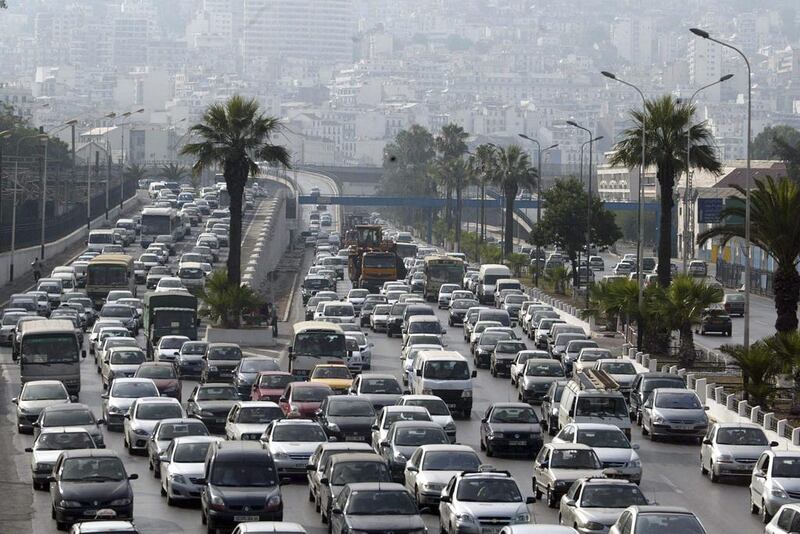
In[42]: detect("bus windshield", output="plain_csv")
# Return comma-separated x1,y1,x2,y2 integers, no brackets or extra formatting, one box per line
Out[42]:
294,331,346,357
87,265,128,285
426,262,464,283
142,214,172,235
21,334,79,364
363,255,396,269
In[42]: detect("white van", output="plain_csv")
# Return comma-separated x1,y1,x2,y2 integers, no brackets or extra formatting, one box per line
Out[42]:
477,264,512,304
318,301,356,325
410,350,476,419
557,370,632,439
87,229,117,253
148,181,167,199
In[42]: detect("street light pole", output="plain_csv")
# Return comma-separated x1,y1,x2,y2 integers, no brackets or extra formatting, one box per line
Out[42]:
680,74,734,271
691,28,753,351
0,130,10,242
567,121,595,300
104,112,117,219
117,108,145,211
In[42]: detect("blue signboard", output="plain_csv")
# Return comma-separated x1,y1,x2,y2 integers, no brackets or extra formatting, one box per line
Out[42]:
698,198,724,224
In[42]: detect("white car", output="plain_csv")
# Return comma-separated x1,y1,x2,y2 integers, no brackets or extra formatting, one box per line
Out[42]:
160,436,223,505
156,335,190,363
437,284,461,309
396,394,458,443
155,276,188,293
552,423,642,483
97,335,138,372
27,426,98,490
510,350,551,386
261,418,329,476
102,377,160,430
403,444,481,506
89,320,125,354
224,401,283,441
402,345,443,386
123,397,185,454
370,406,432,451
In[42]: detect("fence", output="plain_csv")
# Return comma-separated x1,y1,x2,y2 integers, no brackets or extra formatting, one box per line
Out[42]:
716,259,774,296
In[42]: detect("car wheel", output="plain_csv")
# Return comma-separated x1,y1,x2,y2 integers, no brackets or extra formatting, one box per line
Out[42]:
762,500,771,523
546,486,557,508
479,436,485,451
641,423,649,436
161,483,167,496
533,479,542,499
485,441,493,457
308,486,314,502
700,458,708,475
490,365,496,377
154,463,161,479
56,521,68,531
750,495,758,514
709,463,718,483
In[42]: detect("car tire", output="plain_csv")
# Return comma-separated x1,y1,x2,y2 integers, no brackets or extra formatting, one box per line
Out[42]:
700,458,708,475
750,495,758,514
161,483,167,496
762,500,771,523
56,521,68,531
308,487,314,502
709,463,718,483
546,486,557,508
485,442,493,457
641,423,649,436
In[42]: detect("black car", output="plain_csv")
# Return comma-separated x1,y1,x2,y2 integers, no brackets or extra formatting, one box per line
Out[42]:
329,482,425,534
490,339,527,378
302,275,334,303
201,343,243,382
540,381,567,436
49,449,137,531
359,301,377,327
35,403,106,448
448,298,478,326
474,331,512,369
698,307,732,336
386,303,409,337
232,356,280,399
201,441,283,530
187,383,239,433
479,402,543,458
629,372,687,423
316,396,376,443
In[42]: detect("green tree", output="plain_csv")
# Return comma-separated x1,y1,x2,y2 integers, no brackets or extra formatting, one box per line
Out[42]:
0,104,72,163
182,95,290,286
651,275,723,367
752,125,800,178
467,143,501,255
544,265,571,295
381,125,436,227
719,342,779,408
506,253,529,278
535,177,622,285
582,277,639,331
764,331,800,412
160,162,189,183
490,144,538,256
609,95,723,287
698,176,800,333
434,124,469,240
200,270,263,329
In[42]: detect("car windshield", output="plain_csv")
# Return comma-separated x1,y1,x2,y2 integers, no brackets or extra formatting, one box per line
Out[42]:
240,359,279,373
137,366,176,379
325,305,354,317
349,290,369,299
601,362,637,374
772,457,800,477
579,351,609,362
330,462,391,485
361,378,401,394
576,397,628,418
110,350,146,365
526,362,564,377
577,429,630,448
44,409,94,426
423,360,470,380
373,305,391,315
182,343,208,355
715,427,769,446
111,381,158,398
643,379,685,393
160,338,187,350
567,341,597,353
101,306,133,318
173,441,214,462
272,424,327,442
238,406,284,424
505,295,526,305
157,423,208,440
634,513,706,534
37,432,95,451
395,427,447,446
404,399,450,416
480,332,511,346
313,366,351,380
385,411,431,428
496,342,526,353
258,374,293,389
328,400,374,417
422,451,481,471
61,457,127,482
580,484,647,508
210,461,277,487
347,490,418,515
137,403,183,420
550,449,602,469
654,393,702,409
408,335,442,346
491,406,538,424
208,346,242,360
21,383,66,401
293,386,330,402
456,478,522,502
196,386,238,401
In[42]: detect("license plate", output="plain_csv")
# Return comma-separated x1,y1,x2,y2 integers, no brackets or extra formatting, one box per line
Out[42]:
234,515,259,522
446,403,457,409
345,435,362,441
83,510,97,516
672,424,693,430
509,440,526,446
482,527,501,534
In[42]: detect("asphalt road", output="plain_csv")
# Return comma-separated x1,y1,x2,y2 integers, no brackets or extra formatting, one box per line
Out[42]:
1,174,767,534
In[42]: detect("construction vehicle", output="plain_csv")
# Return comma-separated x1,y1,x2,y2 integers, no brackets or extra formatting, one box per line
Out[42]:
346,225,407,292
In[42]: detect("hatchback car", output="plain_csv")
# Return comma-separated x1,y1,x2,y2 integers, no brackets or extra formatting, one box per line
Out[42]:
202,343,243,382
403,443,481,507
186,383,239,433
532,443,606,508
262,418,329,476
317,452,392,524
123,397,185,454
640,388,708,442
329,482,425,534
279,382,333,418
251,371,297,403
559,478,649,532
701,422,777,483
233,356,280,399
552,423,642,483
751,451,800,522
518,359,567,405
14,380,73,433
159,435,222,505
26,426,97,490
147,417,210,478
35,403,105,449
134,362,181,399
316,396,376,443
698,307,732,336
378,420,449,482
224,401,283,441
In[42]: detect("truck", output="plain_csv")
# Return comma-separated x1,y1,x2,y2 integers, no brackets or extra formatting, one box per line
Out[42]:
143,290,198,359
345,225,406,292
13,319,86,395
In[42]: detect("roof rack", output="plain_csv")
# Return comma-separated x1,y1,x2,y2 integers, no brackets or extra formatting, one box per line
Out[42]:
575,368,619,391
460,468,512,477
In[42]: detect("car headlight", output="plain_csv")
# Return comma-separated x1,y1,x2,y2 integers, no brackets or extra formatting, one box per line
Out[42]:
393,452,407,463
33,462,51,472
266,494,282,510
109,497,132,506
583,521,606,531
716,454,733,463
273,451,289,460
210,493,225,506
456,513,476,524
207,366,218,371
772,487,789,499
422,482,444,491
513,512,530,523
461,389,472,398
133,428,149,436
627,458,641,468
60,500,82,508
327,423,340,432
107,405,123,414
422,388,433,395
652,415,664,424
170,473,187,484
444,421,456,432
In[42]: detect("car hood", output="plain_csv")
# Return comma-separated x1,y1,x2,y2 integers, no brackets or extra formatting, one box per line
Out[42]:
488,422,541,435
231,423,269,435
289,401,322,414
347,514,425,531
521,376,560,387
773,478,800,492
714,444,770,458
196,400,237,413
130,419,161,434
417,470,462,486
150,378,179,390
255,387,283,399
313,378,353,390
357,394,402,408
429,415,455,428
107,397,138,411
593,447,636,463
463,501,528,518
19,399,69,413
270,441,323,455
575,507,627,526
213,485,278,504
548,467,607,482
169,461,205,477
58,479,131,502
108,364,141,375
655,407,707,422
327,416,373,429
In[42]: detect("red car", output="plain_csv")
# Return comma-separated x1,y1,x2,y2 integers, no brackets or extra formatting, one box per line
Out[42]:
279,382,333,417
134,362,181,399
251,371,297,403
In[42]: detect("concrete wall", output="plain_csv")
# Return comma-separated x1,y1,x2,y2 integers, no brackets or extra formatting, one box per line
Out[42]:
241,194,290,295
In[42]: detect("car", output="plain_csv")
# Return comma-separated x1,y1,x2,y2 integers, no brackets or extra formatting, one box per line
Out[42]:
608,505,707,534
346,288,370,311
552,423,642,483
378,420,449,482
594,359,638,397
176,341,209,379
349,373,404,411
518,359,567,405
186,383,240,433
316,395,376,443
224,401,283,441
26,426,98,490
34,403,105,449
722,293,746,316
159,435,222,505
510,349,551,386
687,260,708,277
562,340,600,374
279,381,333,418
201,342,243,383
439,469,535,534
309,364,354,395
490,339,528,377
532,442,606,508
629,372,686,423
146,417,210,478
13,380,73,434
261,418,329,476
251,371,298,403
89,320,126,355
559,478,650,532
123,396,185,454
96,335,138,372
448,298,479,327
640,388,708,442
437,284,461,309
700,422,777,483
145,265,172,289
317,452,392,524
200,441,283,529
403,443,481,507
98,304,138,335
396,394,458,443
155,276,187,293
329,482,425,534
370,405,432,451
134,362,181,399
155,335,189,363
572,348,613,375
750,450,800,523
479,402,543,458
49,449,137,531
231,522,306,534
232,356,280,399
306,442,375,512
765,503,800,534
101,347,146,389
698,307,732,336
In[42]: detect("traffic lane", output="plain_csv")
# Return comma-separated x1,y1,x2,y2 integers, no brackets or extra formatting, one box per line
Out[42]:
695,294,777,352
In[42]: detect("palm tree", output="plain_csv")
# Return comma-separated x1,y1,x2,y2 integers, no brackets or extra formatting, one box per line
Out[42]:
124,163,147,185
490,144,538,256
582,277,640,331
434,158,470,250
720,342,779,407
651,275,723,367
698,176,800,333
468,144,500,248
161,162,189,183
181,95,290,286
764,331,800,412
609,95,723,286
434,124,469,238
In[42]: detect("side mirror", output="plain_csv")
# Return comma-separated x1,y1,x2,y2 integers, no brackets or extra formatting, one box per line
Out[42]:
471,370,477,378
32,422,40,428
415,369,422,377
159,454,169,463
306,464,316,471
632,443,640,451
371,424,379,431
279,396,287,403
69,395,78,403
702,438,712,445
124,414,131,419
331,507,342,515
47,475,56,483
128,473,138,480
439,495,451,503
770,441,780,447
81,350,87,359
441,330,447,335
100,394,109,399
480,418,487,423
11,398,18,404
704,406,710,411
25,447,33,453
406,466,418,473
380,441,389,448
320,477,329,485
526,495,537,504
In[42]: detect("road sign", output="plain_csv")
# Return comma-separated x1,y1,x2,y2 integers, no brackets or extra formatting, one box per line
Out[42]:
697,198,724,224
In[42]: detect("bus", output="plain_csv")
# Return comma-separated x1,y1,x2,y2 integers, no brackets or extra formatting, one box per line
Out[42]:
86,254,135,307
395,242,418,260
423,255,466,301
13,319,85,394
288,321,347,377
140,206,181,247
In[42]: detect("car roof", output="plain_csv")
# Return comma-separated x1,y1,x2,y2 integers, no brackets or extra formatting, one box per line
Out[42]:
60,449,121,459
418,444,475,454
546,442,594,451
565,422,623,431
653,387,694,394
39,425,94,435
329,452,384,464
389,420,442,430
344,481,407,492
359,373,399,380
384,405,429,413
212,441,271,457
273,418,319,426
631,505,695,514
491,402,535,409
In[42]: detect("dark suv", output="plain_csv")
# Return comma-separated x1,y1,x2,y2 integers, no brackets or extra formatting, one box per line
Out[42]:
202,343,243,382
386,303,409,338
698,307,732,336
629,372,687,423
201,441,283,531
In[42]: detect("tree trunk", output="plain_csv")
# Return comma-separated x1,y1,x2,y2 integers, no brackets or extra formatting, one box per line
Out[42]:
455,185,462,252
773,263,800,333
656,169,675,287
225,165,246,288
445,185,453,236
504,186,516,257
678,321,696,368
570,256,579,287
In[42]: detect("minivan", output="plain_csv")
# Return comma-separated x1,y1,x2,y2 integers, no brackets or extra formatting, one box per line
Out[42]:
411,350,476,419
477,264,512,304
476,308,511,328
558,379,632,439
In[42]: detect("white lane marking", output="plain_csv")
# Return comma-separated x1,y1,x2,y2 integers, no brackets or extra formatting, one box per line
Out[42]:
658,473,684,494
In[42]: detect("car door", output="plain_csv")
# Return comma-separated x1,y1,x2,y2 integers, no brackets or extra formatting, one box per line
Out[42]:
770,507,796,534
405,448,423,494
330,485,351,534
700,424,717,470
225,405,239,439
371,409,385,450
480,406,493,443
187,387,199,417
611,510,633,534
560,480,583,526
533,447,550,492
439,477,457,527
641,395,654,430
555,425,575,444
751,453,771,504
349,376,361,396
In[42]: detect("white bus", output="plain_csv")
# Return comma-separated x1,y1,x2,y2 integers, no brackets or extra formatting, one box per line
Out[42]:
288,321,348,377
140,206,181,247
